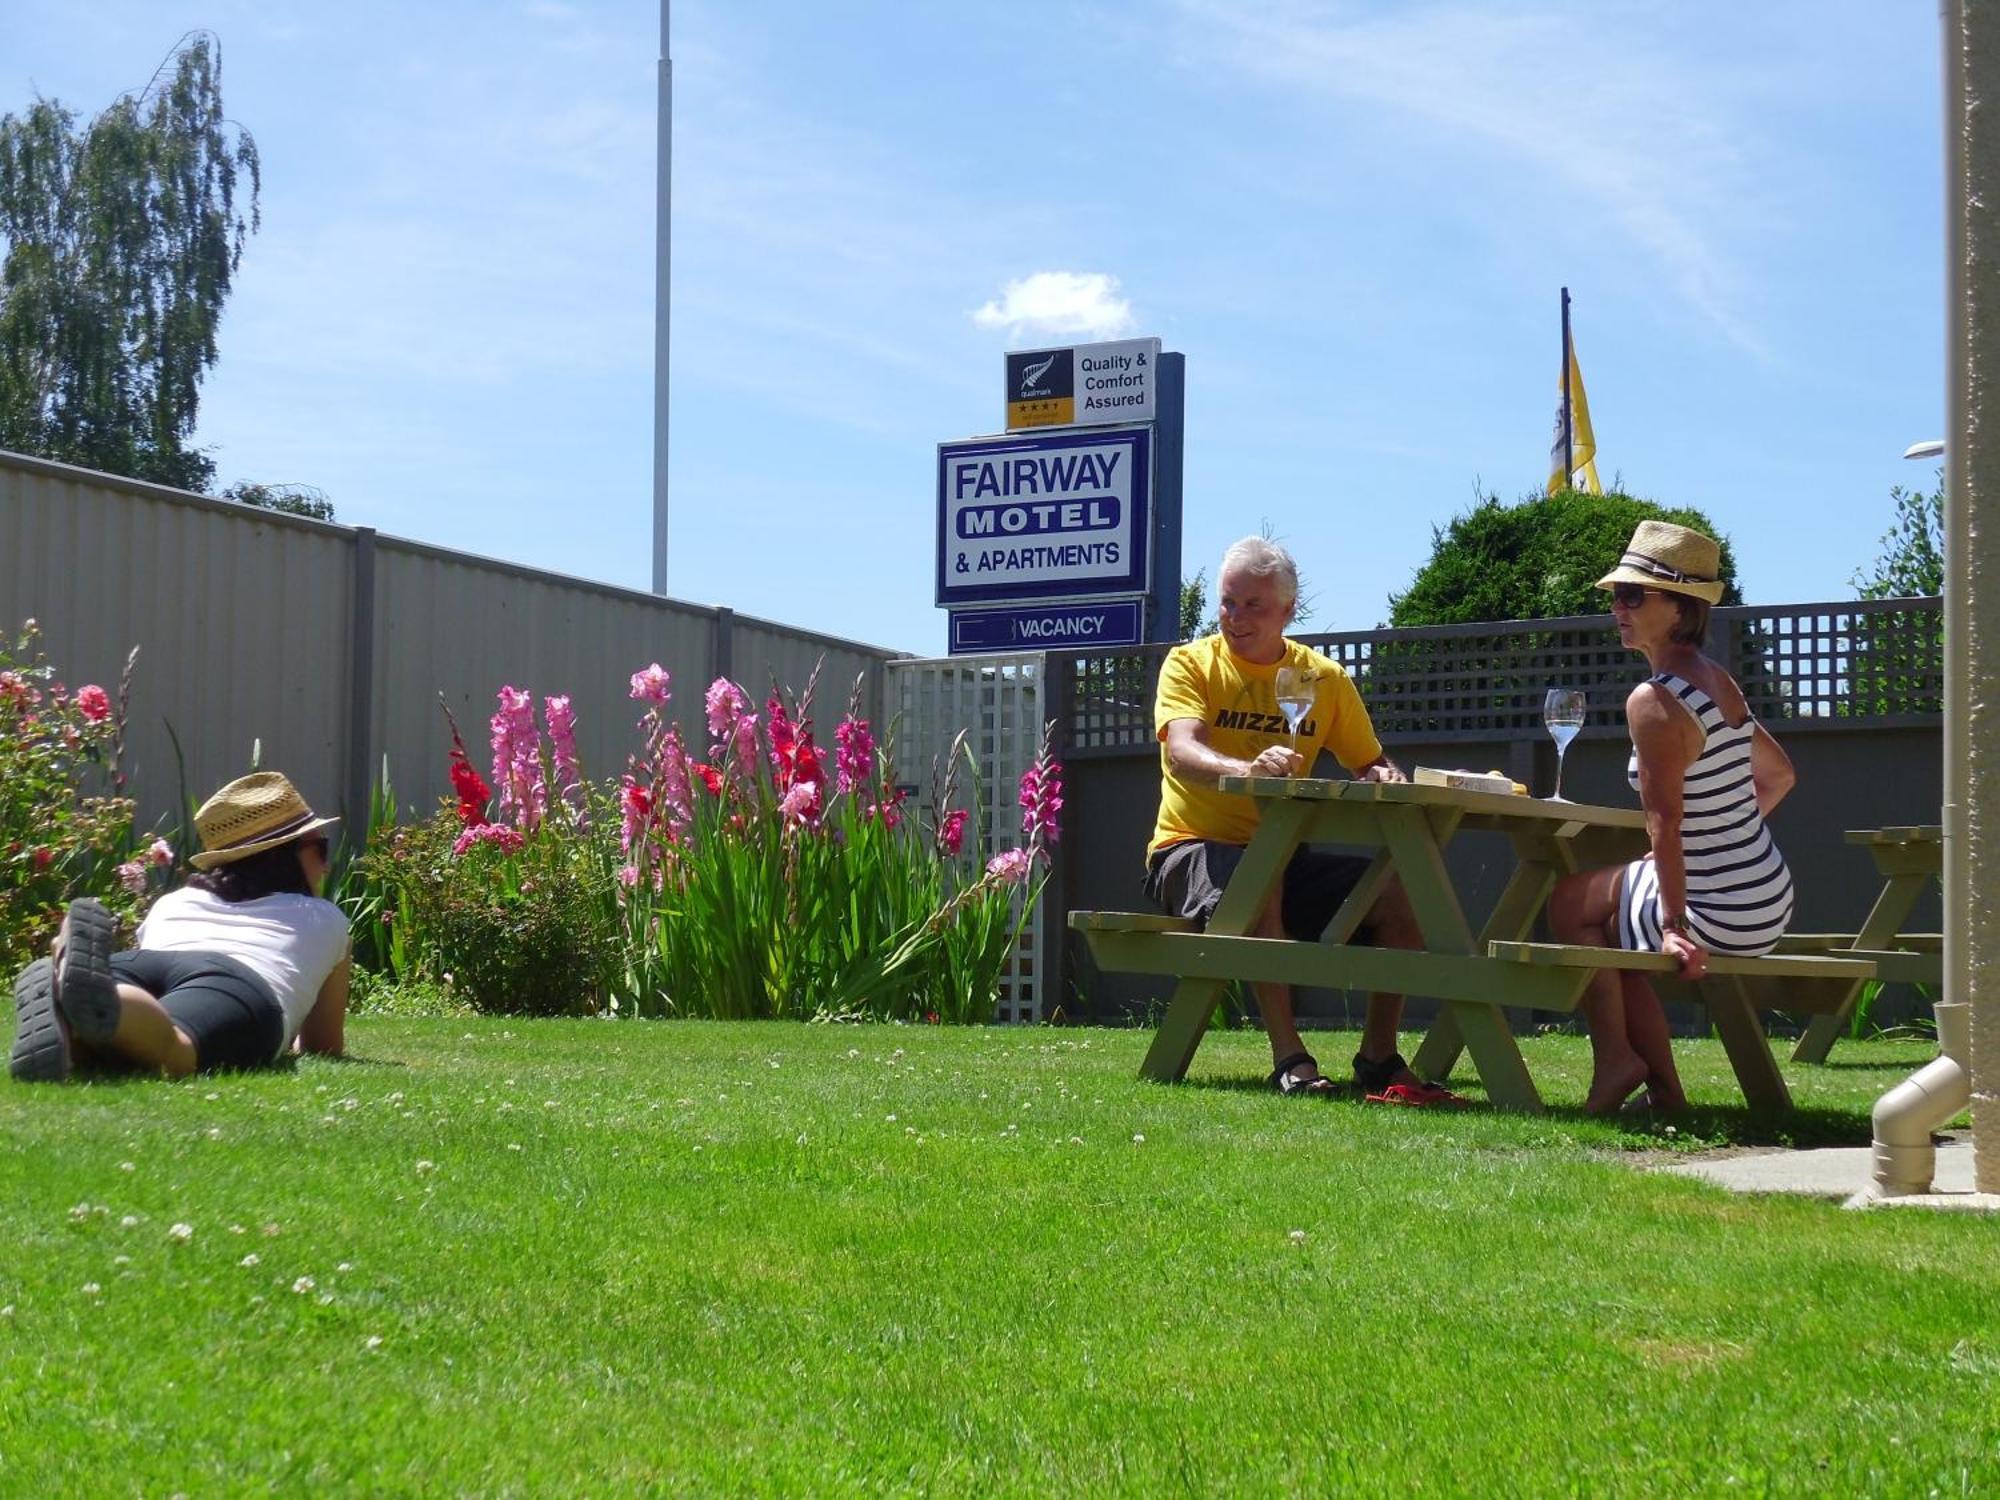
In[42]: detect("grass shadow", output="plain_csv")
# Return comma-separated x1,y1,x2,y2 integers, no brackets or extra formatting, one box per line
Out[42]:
1544,1101,1876,1149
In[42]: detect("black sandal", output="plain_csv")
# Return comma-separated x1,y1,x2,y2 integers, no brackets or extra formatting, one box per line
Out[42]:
1351,1050,1411,1096
1270,1049,1337,1096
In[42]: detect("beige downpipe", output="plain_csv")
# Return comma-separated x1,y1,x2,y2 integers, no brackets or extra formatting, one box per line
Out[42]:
1864,1002,1971,1197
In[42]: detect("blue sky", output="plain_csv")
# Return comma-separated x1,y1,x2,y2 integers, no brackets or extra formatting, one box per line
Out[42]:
9,2,1944,653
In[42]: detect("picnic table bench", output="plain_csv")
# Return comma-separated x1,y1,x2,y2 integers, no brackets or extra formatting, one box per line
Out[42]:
1072,776,1895,1113
1787,825,1943,1063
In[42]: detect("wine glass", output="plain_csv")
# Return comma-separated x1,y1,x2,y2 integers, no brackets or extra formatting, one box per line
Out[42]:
1274,664,1317,770
1544,687,1586,801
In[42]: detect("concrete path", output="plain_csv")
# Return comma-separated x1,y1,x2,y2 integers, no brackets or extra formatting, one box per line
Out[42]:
1654,1136,1999,1212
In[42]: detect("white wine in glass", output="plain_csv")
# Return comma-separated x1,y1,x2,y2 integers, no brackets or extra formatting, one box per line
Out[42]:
1274,665,1316,770
1544,687,1586,801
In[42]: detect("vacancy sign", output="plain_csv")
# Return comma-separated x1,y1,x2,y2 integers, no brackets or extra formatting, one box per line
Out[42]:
935,425,1151,606
1005,337,1161,430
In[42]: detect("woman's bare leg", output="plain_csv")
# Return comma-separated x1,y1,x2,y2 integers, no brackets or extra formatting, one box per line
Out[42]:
1549,865,1649,1112
1618,972,1686,1110
101,984,198,1078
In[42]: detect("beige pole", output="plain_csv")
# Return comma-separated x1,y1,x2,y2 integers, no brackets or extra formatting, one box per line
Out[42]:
1943,0,1997,1191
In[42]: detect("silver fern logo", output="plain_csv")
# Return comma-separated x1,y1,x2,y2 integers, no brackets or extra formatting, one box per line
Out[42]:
1018,352,1059,397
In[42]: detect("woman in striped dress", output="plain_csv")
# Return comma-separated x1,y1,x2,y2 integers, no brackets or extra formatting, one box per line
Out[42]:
1549,521,1797,1114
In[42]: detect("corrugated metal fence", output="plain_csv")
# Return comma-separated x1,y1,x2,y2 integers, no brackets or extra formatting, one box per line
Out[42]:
0,450,907,832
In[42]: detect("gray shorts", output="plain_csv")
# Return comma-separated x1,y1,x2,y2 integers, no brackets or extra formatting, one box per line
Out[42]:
1144,840,1375,941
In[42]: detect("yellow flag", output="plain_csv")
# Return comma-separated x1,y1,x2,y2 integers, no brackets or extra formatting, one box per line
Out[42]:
1546,339,1602,494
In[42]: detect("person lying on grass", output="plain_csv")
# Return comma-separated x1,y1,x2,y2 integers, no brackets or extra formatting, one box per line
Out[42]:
10,772,352,1082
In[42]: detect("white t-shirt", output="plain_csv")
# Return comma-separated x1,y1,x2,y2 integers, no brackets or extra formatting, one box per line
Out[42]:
137,888,352,1047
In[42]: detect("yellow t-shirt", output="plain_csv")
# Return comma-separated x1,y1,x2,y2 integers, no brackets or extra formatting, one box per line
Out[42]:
1148,635,1383,855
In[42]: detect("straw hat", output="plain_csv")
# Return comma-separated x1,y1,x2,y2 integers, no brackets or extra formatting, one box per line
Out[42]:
190,772,339,870
1595,519,1725,604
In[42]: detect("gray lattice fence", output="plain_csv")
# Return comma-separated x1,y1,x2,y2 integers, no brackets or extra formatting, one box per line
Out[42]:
889,655,1047,1023
1049,597,1943,751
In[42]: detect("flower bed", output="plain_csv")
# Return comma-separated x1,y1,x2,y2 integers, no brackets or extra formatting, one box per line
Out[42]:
356,663,1061,1021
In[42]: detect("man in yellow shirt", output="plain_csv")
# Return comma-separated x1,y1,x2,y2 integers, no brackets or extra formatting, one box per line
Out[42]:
1146,536,1441,1098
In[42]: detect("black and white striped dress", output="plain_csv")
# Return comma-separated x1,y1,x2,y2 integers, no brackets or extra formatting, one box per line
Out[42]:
1618,673,1793,955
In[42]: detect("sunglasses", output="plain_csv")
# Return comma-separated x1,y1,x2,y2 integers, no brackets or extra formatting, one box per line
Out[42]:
1610,583,1662,609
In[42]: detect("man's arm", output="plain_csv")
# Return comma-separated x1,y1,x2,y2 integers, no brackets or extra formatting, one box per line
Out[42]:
1163,718,1302,783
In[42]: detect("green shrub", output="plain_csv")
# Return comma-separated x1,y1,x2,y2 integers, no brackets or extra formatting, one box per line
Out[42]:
1389,487,1742,627
358,812,619,1017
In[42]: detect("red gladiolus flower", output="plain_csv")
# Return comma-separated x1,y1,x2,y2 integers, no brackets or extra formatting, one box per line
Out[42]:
690,762,722,797
766,693,797,788
449,757,492,829
938,808,969,857
32,847,53,870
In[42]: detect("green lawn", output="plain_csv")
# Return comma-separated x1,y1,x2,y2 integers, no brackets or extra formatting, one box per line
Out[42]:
2,1020,1994,1495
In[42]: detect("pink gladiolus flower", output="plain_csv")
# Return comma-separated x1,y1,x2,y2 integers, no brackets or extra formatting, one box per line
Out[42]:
704,678,750,745
116,860,147,895
834,717,875,796
938,808,969,858
872,782,908,831
655,725,694,838
617,864,640,889
986,847,1033,885
75,684,111,723
452,824,525,857
779,780,819,822
544,695,584,813
1019,757,1064,847
147,838,174,866
730,714,760,782
490,686,545,831
628,664,672,704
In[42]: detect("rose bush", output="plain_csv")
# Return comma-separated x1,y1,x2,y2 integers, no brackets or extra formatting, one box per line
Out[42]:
0,621,155,974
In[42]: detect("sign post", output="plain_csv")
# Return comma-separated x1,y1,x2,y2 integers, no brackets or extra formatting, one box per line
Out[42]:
939,337,1183,655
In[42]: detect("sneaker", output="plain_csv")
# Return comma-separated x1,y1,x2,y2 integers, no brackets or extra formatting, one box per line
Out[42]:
10,959,71,1082
53,898,121,1044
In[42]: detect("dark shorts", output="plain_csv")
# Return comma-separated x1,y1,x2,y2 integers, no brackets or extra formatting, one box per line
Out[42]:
109,950,286,1072
1144,840,1376,941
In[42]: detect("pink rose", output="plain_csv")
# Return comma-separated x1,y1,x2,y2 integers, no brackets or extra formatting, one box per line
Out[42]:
75,685,111,723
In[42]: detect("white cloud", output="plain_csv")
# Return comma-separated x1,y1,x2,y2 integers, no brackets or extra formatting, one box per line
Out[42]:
971,272,1136,339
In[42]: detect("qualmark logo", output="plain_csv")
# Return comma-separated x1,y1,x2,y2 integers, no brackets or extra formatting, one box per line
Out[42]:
1005,347,1077,429
1018,352,1059,397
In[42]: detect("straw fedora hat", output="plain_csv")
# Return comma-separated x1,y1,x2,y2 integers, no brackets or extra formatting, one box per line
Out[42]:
190,772,339,870
1595,519,1726,604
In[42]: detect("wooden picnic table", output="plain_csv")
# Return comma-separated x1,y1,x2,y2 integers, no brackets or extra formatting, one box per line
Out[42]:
1074,776,1651,1113
1788,825,1944,1064
1073,776,1889,1113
